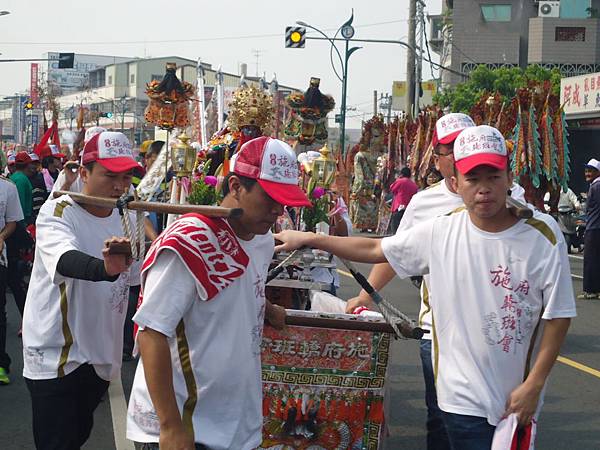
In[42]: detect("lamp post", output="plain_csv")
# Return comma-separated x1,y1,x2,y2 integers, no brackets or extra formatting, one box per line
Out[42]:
297,11,361,158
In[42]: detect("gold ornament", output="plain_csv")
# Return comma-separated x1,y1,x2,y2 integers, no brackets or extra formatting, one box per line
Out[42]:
227,85,274,133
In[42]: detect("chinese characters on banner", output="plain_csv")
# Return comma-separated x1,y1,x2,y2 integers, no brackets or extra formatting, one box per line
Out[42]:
560,72,600,116
260,325,391,449
30,64,39,107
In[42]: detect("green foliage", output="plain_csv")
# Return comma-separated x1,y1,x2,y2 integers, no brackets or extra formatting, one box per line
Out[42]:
433,65,562,112
187,160,218,206
301,196,329,232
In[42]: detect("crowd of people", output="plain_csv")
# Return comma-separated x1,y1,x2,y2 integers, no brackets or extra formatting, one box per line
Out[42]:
0,108,597,450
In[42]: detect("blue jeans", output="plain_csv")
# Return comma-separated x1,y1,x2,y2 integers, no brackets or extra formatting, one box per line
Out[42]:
420,339,451,450
441,411,496,450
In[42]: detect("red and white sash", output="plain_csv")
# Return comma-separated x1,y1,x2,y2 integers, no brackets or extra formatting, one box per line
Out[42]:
136,214,249,325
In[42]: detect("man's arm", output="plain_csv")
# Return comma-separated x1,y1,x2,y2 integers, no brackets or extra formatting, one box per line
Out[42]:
504,317,570,427
0,221,16,255
137,328,194,450
274,231,386,264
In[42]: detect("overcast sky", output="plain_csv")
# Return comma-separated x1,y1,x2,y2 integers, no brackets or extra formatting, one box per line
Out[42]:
0,0,442,128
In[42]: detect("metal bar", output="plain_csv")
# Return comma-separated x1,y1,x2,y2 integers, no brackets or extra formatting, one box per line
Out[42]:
284,313,395,334
53,191,242,218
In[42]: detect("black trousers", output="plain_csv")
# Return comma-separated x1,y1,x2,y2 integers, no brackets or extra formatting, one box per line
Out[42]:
390,209,406,235
123,285,141,356
25,364,109,450
583,229,600,293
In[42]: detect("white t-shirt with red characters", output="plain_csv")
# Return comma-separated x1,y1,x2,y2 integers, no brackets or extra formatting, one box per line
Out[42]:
126,229,273,450
382,209,576,425
22,194,135,381
398,180,526,340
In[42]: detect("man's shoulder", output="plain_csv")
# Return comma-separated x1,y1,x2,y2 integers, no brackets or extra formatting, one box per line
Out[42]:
39,194,75,220
0,175,17,189
521,211,561,247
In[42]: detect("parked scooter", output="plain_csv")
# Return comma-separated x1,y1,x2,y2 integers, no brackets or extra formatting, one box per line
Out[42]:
557,205,586,253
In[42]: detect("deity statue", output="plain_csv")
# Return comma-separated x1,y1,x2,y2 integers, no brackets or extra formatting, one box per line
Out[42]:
349,115,387,232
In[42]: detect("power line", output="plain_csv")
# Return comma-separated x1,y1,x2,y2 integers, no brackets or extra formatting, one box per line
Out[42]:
421,16,437,80
0,19,410,46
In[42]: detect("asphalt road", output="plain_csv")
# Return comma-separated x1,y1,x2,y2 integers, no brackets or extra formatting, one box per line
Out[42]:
1,253,599,449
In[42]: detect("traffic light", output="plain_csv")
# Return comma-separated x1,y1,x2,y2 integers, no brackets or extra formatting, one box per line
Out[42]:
23,100,33,110
285,26,305,48
99,112,113,119
58,52,75,69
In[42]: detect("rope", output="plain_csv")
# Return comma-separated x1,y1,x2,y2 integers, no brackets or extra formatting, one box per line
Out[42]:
116,194,145,261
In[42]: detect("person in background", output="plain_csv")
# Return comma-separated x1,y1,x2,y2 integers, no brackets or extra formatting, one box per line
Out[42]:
39,144,65,192
10,152,35,225
578,158,600,299
544,186,581,212
27,152,48,224
0,168,24,384
389,167,418,234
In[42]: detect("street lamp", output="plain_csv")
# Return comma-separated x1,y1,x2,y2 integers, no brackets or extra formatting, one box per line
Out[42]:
296,11,361,158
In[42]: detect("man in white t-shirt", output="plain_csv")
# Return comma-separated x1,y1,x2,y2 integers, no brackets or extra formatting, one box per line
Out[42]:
275,125,575,450
22,131,143,450
126,137,311,450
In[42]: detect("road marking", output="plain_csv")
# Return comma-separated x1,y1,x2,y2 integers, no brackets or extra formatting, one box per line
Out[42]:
557,356,600,379
109,373,135,450
572,274,583,280
569,254,584,260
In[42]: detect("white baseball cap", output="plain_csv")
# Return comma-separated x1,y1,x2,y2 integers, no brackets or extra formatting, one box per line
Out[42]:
585,158,600,171
432,113,475,147
84,126,107,145
81,131,143,173
453,125,508,175
230,136,311,207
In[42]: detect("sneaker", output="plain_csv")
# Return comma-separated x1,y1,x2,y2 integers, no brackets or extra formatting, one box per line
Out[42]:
0,368,10,385
577,292,600,300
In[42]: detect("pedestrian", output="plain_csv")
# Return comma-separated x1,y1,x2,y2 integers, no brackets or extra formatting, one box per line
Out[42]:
22,131,143,450
27,152,48,223
0,172,24,385
126,137,310,450
389,167,418,234
577,158,600,299
39,144,65,191
276,125,575,450
10,151,35,225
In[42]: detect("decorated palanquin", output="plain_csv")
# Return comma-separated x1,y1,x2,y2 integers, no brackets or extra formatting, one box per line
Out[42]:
284,77,335,151
259,312,391,450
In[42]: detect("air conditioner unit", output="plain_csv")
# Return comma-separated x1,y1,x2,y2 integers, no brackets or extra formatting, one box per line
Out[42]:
539,1,560,17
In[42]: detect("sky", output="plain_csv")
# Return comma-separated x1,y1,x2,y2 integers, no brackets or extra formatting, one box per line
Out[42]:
0,0,442,129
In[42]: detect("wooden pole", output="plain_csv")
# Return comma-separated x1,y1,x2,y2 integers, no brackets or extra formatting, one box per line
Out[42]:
284,313,395,334
53,191,242,218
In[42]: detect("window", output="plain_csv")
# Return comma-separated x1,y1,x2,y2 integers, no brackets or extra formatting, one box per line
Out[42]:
481,4,511,22
150,74,164,82
108,75,113,85
555,27,586,42
130,74,135,84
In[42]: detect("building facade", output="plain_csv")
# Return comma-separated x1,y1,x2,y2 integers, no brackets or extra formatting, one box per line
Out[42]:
430,0,600,87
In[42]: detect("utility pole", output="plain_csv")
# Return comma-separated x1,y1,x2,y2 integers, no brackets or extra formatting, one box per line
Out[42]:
251,49,263,77
414,0,425,116
406,0,417,116
373,90,378,115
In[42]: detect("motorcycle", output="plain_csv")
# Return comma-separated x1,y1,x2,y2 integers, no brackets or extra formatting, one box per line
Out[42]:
557,205,586,253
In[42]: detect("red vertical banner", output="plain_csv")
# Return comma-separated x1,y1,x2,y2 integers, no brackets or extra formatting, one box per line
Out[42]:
30,63,39,107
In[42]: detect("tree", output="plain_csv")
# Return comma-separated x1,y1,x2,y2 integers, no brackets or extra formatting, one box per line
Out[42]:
433,65,561,112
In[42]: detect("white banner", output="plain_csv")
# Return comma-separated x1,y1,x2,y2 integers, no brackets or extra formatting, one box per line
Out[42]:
560,72,600,117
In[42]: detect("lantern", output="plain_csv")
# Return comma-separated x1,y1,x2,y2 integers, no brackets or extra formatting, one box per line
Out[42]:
170,132,196,177
312,144,337,188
